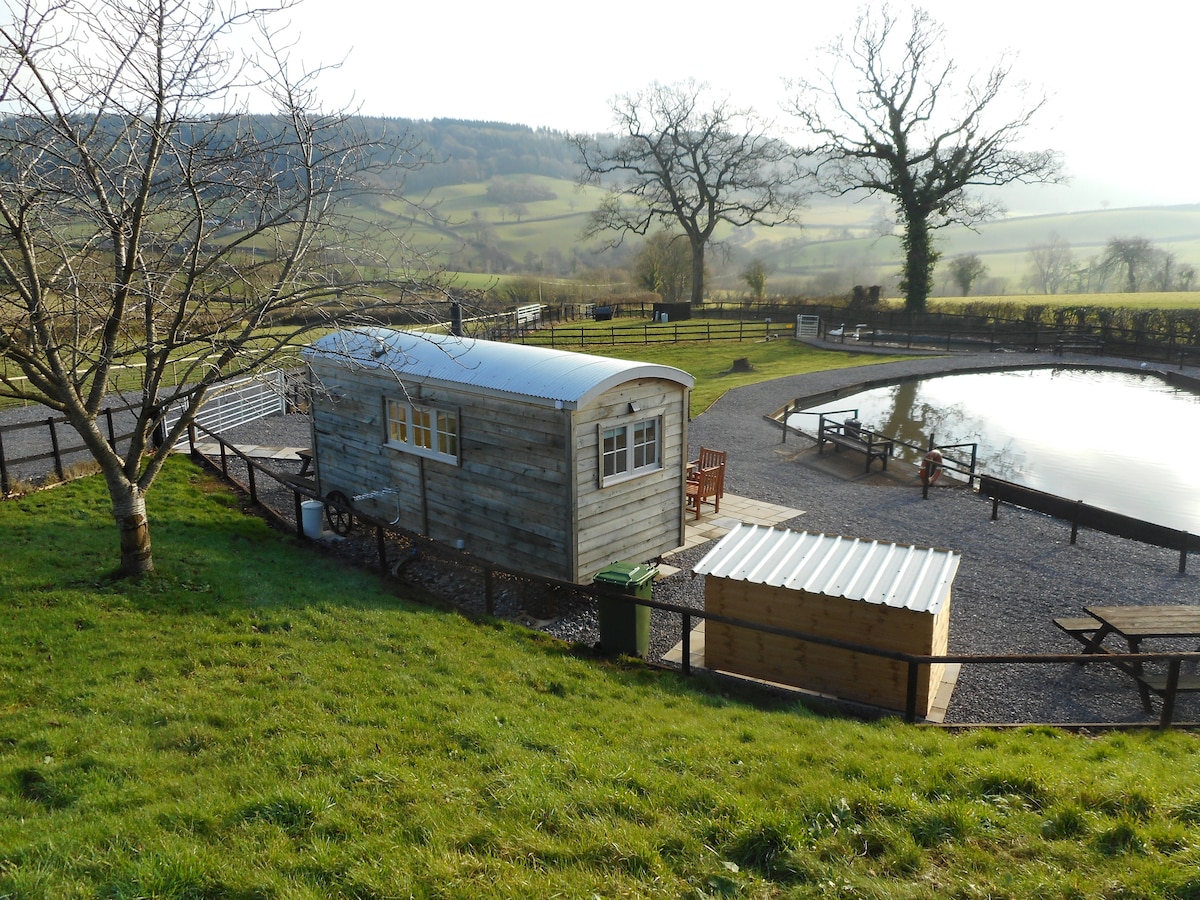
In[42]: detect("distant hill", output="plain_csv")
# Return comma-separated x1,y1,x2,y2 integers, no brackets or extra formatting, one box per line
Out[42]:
373,118,1200,298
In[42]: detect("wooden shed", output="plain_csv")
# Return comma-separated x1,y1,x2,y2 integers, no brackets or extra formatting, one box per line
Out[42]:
302,328,695,584
693,524,960,717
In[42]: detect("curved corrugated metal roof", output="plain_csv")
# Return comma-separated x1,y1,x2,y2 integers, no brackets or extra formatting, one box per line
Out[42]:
693,523,959,614
303,328,693,408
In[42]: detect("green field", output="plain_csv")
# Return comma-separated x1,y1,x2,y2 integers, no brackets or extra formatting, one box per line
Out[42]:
386,175,1200,302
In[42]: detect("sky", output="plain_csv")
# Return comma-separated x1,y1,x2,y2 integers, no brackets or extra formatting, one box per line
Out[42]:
286,0,1199,213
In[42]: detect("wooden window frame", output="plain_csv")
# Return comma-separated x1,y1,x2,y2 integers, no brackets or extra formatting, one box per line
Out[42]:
600,415,662,486
385,397,460,465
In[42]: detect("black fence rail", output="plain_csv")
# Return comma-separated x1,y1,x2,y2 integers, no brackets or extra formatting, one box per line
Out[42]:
187,421,1200,729
979,474,1200,574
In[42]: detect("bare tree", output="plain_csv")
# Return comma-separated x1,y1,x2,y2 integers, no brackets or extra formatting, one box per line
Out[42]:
1027,232,1075,294
787,5,1063,312
570,80,806,305
0,0,441,576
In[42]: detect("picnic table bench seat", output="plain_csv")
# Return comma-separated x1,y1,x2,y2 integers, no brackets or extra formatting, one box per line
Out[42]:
1134,673,1200,695
1053,616,1101,641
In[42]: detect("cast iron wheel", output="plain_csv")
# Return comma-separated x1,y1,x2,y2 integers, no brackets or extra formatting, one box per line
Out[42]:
324,490,354,536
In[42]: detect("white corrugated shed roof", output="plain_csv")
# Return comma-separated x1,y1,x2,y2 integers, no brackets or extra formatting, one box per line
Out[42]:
693,523,959,614
303,328,693,408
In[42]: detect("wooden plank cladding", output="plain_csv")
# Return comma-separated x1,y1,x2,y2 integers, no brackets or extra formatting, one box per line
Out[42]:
303,329,694,584
695,525,959,717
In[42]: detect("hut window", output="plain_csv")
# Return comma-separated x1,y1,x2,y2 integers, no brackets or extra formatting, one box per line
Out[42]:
385,398,459,464
601,416,661,485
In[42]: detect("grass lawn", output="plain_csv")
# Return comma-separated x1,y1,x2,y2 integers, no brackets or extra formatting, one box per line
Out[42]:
525,318,916,415
3,458,1200,898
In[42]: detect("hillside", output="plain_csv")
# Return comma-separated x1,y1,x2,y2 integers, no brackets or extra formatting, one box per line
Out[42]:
214,117,1200,299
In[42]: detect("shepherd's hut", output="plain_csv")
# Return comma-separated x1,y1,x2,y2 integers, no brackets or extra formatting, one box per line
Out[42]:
694,523,960,717
302,328,695,584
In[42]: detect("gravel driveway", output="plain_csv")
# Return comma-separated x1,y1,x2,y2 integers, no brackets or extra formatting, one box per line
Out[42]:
206,345,1200,726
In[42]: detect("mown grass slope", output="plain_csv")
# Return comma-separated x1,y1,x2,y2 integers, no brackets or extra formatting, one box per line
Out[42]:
2,458,1200,898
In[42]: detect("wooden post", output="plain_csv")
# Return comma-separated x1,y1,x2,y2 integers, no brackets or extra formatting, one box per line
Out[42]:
1159,658,1182,727
905,660,920,723
247,463,257,505
1070,501,1082,545
377,525,387,574
47,417,64,482
294,491,304,539
681,613,692,676
991,497,999,520
0,427,8,495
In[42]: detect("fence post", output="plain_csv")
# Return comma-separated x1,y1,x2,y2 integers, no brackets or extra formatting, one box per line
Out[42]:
247,463,257,505
1070,501,1081,545
1159,658,1182,727
681,612,692,676
47,417,64,482
294,491,304,539
905,660,920,723
0,428,8,495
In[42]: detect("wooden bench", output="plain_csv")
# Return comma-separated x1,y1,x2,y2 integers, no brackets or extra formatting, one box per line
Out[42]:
1053,339,1103,356
817,419,894,473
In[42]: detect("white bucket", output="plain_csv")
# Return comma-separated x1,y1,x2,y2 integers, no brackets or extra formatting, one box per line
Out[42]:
301,499,324,538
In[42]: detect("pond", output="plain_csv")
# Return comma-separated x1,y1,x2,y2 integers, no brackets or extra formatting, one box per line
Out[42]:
792,366,1200,534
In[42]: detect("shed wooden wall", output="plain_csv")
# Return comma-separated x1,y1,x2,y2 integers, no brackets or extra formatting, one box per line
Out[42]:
704,577,950,716
573,378,688,579
308,362,688,584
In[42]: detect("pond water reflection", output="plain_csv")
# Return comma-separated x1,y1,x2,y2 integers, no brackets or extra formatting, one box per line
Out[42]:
793,367,1200,533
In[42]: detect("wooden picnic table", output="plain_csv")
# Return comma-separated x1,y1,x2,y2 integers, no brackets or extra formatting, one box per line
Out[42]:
1082,605,1200,650
1060,605,1200,716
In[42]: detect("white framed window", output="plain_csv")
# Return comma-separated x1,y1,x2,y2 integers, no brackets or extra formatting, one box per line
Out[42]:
385,398,459,464
601,416,661,485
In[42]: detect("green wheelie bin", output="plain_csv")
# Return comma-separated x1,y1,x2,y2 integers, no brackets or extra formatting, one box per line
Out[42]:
593,561,657,656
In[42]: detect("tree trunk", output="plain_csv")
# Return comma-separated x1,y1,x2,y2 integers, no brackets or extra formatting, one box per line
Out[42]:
113,485,154,577
902,215,935,312
690,240,706,305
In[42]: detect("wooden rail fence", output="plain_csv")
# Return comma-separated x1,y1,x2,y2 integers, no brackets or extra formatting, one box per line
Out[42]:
979,474,1200,574
188,422,1200,729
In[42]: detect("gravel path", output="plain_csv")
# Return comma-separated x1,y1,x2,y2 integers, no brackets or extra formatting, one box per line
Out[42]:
191,346,1200,724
